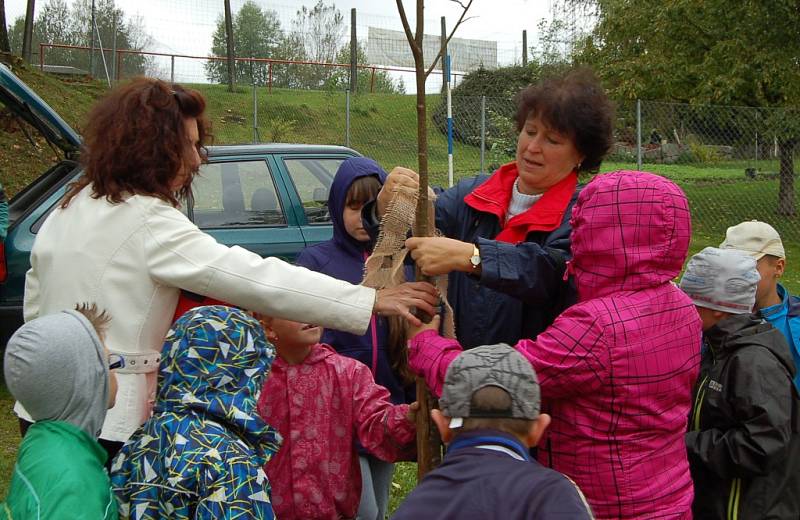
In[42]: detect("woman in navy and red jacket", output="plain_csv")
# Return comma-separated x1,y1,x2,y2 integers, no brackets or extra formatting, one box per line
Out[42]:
364,67,615,349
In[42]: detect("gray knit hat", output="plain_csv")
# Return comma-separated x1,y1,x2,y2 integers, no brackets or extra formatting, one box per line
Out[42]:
440,344,540,428
679,247,760,314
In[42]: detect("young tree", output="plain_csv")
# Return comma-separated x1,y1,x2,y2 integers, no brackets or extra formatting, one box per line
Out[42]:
573,0,800,215
206,1,284,86
395,0,473,479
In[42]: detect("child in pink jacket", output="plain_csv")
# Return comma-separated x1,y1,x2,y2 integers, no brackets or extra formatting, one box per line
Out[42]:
255,314,417,520
408,171,701,519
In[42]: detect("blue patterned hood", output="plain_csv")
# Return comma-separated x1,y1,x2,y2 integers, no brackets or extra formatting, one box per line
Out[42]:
155,305,278,454
111,306,280,519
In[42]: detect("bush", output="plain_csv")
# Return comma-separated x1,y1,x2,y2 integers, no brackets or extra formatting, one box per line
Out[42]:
432,63,567,146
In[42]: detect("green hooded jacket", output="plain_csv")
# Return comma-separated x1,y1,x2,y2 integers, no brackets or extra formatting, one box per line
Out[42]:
2,421,118,520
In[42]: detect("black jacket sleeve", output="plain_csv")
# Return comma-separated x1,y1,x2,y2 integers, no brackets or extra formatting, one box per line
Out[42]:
686,347,795,479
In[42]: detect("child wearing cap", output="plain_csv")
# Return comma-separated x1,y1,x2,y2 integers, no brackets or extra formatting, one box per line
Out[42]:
720,220,800,391
2,303,119,519
392,344,593,520
680,247,800,519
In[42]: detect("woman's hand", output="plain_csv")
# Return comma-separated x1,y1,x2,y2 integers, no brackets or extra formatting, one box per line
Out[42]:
376,167,420,218
406,237,475,276
407,314,440,340
374,282,439,327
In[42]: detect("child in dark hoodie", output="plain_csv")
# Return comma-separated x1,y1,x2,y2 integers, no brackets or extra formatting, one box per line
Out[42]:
295,157,412,520
680,247,800,519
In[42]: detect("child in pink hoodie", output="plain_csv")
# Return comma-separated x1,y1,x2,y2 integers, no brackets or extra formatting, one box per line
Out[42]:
408,171,701,519
255,314,417,520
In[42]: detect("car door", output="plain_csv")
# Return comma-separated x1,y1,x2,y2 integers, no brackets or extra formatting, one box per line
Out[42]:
189,157,304,262
277,155,351,247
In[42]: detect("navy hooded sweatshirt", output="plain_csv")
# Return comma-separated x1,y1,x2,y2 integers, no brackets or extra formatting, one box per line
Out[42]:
296,157,412,407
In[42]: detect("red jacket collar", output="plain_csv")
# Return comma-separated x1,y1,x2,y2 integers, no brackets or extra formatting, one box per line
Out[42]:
464,162,577,244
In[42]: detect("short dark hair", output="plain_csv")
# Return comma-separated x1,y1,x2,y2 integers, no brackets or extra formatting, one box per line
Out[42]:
346,176,383,208
460,386,533,437
63,77,212,209
74,302,111,340
514,67,614,174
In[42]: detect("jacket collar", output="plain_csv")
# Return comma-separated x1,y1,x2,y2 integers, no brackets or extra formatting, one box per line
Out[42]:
464,162,577,244
704,313,770,354
273,343,336,370
446,429,531,462
760,284,789,320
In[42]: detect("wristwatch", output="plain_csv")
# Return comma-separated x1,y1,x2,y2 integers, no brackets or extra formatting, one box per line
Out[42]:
469,245,481,269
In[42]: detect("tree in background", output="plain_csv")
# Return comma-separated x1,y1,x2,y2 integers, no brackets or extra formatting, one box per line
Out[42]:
289,0,345,89
571,0,800,215
325,42,405,94
9,0,151,77
206,0,283,86
0,0,11,53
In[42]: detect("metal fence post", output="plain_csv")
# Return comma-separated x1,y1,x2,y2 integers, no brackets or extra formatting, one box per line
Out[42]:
480,95,486,174
170,55,175,84
252,65,258,144
111,20,117,83
636,99,642,170
345,89,351,148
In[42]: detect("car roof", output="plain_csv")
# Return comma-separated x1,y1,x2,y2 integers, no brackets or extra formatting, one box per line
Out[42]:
207,143,361,157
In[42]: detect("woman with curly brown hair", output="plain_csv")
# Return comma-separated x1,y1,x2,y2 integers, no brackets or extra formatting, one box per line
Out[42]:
365,67,615,350
15,77,437,461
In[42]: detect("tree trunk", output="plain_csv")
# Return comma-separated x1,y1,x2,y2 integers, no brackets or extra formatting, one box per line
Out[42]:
0,0,11,53
223,0,235,92
777,138,796,217
21,0,34,62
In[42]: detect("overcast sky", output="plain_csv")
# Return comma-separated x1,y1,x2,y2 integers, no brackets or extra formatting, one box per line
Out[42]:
5,0,558,91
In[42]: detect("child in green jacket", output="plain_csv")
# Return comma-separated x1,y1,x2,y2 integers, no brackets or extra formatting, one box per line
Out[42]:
2,304,119,520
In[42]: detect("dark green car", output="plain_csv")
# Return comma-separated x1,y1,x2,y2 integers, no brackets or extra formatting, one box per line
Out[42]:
0,63,358,344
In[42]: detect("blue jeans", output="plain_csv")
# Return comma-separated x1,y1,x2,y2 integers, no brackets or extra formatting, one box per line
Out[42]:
356,455,395,520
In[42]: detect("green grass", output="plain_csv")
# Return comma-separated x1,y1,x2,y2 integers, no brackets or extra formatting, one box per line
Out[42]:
0,384,18,499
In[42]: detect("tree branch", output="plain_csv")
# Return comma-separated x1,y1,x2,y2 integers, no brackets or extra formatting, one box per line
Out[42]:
424,0,474,78
396,0,419,53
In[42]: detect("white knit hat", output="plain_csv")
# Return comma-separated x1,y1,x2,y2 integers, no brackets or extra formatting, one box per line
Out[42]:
680,247,760,314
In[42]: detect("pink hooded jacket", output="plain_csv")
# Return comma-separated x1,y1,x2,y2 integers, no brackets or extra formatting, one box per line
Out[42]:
257,343,415,520
409,171,701,519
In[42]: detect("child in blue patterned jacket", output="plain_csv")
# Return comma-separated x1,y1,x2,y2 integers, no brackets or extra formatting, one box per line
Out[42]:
110,306,281,519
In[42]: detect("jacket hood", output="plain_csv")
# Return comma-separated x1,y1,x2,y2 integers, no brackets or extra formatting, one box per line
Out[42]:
4,310,109,438
706,313,796,376
570,171,692,300
329,157,387,257
156,305,280,454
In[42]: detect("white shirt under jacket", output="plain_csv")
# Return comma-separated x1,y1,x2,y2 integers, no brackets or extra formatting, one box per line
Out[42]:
17,185,375,441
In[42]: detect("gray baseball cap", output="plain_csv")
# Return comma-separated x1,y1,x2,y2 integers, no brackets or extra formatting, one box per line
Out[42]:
440,344,540,428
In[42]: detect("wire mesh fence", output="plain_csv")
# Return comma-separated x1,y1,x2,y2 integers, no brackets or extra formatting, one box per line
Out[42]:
25,43,800,269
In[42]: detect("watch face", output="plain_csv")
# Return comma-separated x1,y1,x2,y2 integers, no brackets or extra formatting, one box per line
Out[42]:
470,254,481,267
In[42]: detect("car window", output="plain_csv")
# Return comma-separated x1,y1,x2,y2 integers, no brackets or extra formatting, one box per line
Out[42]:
282,158,343,224
191,161,285,228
